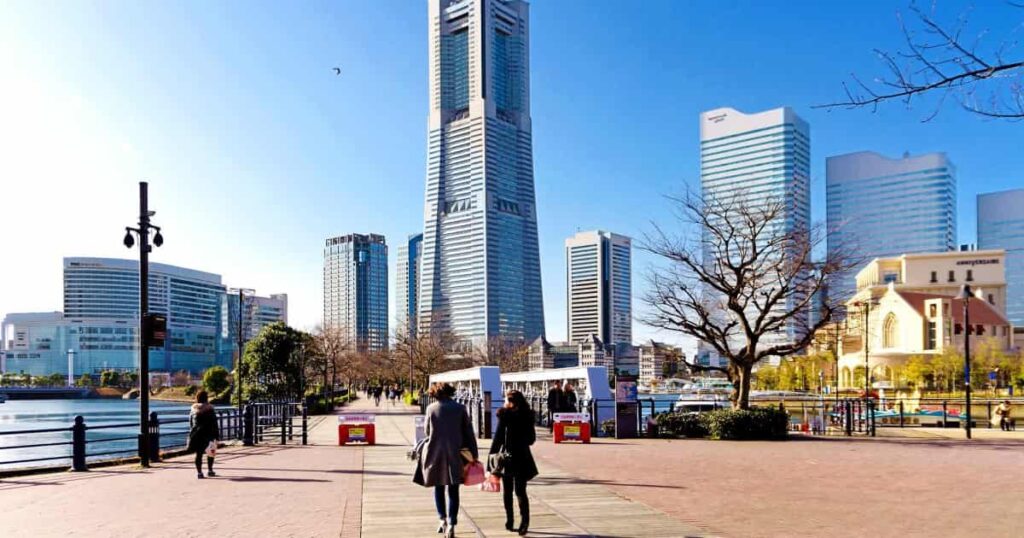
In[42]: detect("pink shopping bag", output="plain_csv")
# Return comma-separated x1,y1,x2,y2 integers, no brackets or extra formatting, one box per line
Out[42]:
462,460,486,486
479,473,501,493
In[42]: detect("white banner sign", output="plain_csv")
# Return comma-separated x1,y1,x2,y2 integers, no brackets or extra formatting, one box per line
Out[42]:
338,414,376,424
553,413,590,423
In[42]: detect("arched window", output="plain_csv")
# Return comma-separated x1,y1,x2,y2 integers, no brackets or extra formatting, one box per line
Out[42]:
882,313,899,349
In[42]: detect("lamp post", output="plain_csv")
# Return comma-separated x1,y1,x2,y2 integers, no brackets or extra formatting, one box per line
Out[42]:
123,181,164,467
957,284,974,440
853,299,878,397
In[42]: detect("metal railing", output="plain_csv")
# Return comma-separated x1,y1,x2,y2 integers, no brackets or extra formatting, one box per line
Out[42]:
419,392,495,440
0,401,307,473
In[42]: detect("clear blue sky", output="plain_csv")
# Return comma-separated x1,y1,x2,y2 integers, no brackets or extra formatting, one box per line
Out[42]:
2,1,1022,352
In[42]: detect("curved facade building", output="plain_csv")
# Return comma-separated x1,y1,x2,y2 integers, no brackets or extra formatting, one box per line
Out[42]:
418,0,545,350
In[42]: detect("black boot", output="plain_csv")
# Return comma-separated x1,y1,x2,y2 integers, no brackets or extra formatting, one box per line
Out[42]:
517,497,530,535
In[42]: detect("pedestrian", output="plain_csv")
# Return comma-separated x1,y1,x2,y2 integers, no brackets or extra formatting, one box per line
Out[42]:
489,390,538,535
995,400,1013,431
546,380,564,431
374,386,382,407
563,383,578,413
187,390,219,479
414,382,478,538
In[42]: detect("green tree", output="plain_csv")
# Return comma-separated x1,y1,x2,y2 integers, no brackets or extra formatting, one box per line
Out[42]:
75,373,93,387
903,355,933,390
241,322,309,401
202,365,231,395
100,370,121,387
753,365,779,390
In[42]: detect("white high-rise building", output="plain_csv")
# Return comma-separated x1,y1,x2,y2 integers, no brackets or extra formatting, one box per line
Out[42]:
826,151,957,302
418,0,545,350
396,234,424,338
565,230,632,347
699,107,811,358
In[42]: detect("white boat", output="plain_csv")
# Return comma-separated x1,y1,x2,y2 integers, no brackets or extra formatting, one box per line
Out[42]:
674,378,734,411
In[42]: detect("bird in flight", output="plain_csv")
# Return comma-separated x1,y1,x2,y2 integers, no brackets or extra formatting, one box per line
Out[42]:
332,67,341,75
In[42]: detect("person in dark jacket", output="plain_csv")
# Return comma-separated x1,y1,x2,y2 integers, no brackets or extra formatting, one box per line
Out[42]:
563,383,578,412
546,380,564,431
187,390,219,479
414,382,478,538
489,390,538,535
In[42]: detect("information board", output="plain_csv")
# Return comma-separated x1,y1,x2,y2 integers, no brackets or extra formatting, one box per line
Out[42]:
615,401,639,439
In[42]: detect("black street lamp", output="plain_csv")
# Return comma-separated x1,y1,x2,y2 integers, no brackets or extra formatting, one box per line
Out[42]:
853,299,879,397
957,284,974,440
123,181,163,467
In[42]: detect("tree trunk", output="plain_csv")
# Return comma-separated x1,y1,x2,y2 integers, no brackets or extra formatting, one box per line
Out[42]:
734,364,753,410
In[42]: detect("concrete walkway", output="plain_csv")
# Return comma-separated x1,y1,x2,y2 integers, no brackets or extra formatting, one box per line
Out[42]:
0,400,706,538
352,398,707,538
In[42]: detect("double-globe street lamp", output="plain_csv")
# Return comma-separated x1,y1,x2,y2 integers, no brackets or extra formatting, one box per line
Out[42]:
957,284,975,440
123,181,165,467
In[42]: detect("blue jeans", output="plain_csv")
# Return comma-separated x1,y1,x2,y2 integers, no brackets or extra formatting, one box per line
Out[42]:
434,484,460,525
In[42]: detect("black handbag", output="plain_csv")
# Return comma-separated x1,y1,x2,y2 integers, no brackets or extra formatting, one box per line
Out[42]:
487,425,512,476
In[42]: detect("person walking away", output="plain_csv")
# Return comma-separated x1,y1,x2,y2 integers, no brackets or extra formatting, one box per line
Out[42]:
995,400,1013,431
563,383,578,413
489,390,538,535
546,381,564,431
374,386,382,407
415,383,478,538
187,390,220,479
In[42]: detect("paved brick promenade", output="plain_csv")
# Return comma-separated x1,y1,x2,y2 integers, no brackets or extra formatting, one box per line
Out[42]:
3,399,1022,537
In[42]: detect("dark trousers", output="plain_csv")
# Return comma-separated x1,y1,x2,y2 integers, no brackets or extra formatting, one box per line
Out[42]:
194,451,213,474
434,484,460,525
502,474,529,525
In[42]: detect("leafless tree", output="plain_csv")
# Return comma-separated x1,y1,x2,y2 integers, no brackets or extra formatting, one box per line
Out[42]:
392,320,470,390
310,324,352,397
472,335,530,373
818,2,1024,120
641,192,860,409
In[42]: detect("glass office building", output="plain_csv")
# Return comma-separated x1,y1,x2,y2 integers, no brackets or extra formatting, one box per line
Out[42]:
221,292,289,354
699,106,811,354
978,188,1024,327
565,230,632,347
826,151,957,302
1,258,282,376
418,0,545,350
323,234,389,352
396,234,423,339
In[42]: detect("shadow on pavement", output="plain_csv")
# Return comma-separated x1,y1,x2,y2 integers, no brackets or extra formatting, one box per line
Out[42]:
533,475,685,490
223,475,331,483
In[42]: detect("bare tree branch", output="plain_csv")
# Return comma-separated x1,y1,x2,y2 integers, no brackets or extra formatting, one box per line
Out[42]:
641,190,861,409
818,2,1024,120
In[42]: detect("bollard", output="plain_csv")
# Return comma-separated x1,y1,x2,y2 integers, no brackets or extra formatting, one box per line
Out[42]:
281,405,287,445
987,401,993,429
72,415,87,472
942,401,948,428
483,391,493,439
302,405,308,446
243,404,254,446
844,400,853,436
868,400,876,437
899,400,905,428
149,411,161,463
288,405,294,441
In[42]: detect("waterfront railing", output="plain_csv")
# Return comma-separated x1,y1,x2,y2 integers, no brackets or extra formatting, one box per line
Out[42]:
0,401,307,473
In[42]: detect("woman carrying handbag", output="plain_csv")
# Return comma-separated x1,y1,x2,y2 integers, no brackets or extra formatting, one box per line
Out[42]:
414,382,478,538
488,390,538,535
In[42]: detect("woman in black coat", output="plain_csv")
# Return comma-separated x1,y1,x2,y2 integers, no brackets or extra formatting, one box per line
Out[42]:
187,390,219,479
489,390,538,535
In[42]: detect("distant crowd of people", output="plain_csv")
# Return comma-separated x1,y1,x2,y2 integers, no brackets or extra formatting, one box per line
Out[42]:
362,383,405,407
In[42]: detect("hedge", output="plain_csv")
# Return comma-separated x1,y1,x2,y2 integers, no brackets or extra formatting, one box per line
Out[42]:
655,406,789,440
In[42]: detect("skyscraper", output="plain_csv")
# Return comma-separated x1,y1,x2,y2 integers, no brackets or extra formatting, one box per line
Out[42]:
323,234,388,352
565,230,632,347
978,188,1024,328
699,106,811,353
396,233,423,338
418,0,545,350
826,151,957,301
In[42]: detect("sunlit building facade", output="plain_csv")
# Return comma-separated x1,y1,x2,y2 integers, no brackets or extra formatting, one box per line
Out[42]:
978,188,1024,329
418,0,545,351
323,234,389,352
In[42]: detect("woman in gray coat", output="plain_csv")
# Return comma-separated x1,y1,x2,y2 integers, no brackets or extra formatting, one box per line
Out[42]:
414,382,478,537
